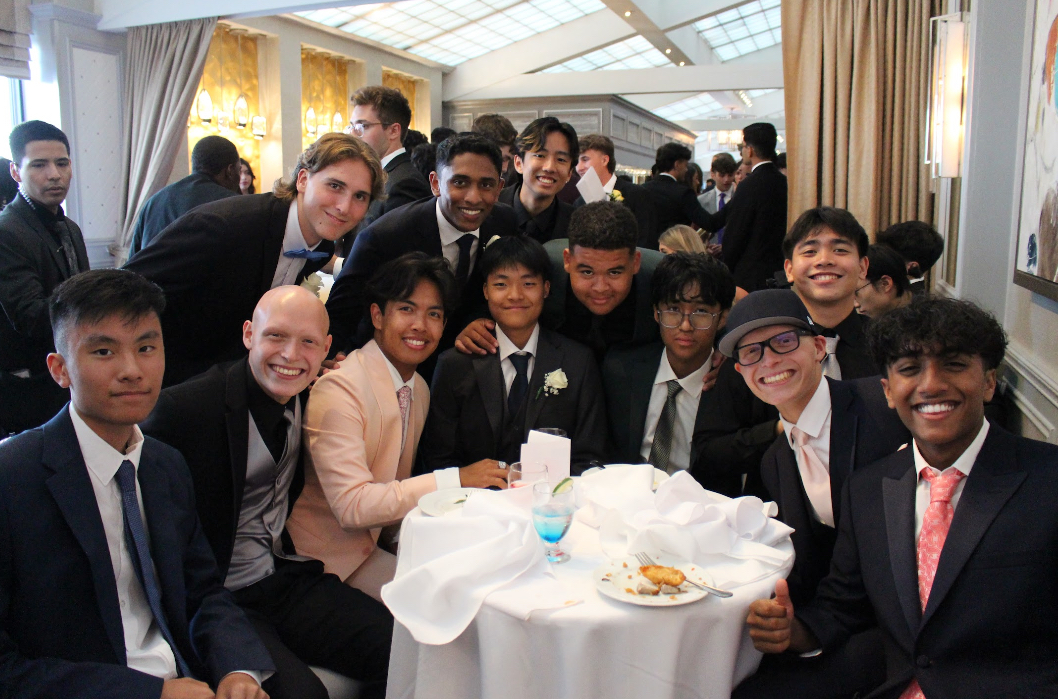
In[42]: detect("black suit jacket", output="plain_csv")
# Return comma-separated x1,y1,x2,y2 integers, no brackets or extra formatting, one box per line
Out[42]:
129,173,239,254
141,358,304,577
759,377,908,606
798,425,1058,699
0,194,88,373
421,326,607,474
499,184,574,243
640,174,712,249
573,179,659,249
125,194,333,386
0,408,273,698
698,162,788,291
326,197,517,360
343,151,435,257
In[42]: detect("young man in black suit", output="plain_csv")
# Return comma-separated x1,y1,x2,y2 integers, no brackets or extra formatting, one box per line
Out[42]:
142,285,392,699
472,113,519,187
326,132,517,378
498,117,576,244
0,120,88,436
747,297,1058,699
876,220,944,296
695,207,876,497
0,269,272,698
603,252,735,480
128,135,241,254
640,142,712,250
125,133,382,386
422,236,607,475
721,289,908,699
574,134,658,248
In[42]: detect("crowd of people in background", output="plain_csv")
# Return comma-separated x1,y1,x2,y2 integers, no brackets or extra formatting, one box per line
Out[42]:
0,80,1051,699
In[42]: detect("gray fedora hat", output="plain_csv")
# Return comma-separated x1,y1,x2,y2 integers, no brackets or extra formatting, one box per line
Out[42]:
717,289,818,357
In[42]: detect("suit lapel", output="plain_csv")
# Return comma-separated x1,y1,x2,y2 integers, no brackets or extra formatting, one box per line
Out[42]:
921,428,1026,627
260,196,291,295
627,350,660,459
224,361,251,547
524,330,561,436
10,196,70,275
473,354,505,444
42,411,127,663
827,379,858,519
882,450,921,639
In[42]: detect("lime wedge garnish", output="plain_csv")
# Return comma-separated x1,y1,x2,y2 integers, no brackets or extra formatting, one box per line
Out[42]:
552,477,574,494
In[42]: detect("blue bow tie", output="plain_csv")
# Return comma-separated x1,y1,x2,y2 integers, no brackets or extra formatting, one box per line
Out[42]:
284,248,330,261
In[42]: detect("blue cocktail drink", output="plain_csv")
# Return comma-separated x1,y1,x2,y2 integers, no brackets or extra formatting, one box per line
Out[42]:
531,482,575,563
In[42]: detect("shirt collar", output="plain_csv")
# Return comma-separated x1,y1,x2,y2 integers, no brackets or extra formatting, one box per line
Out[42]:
660,173,678,181
511,184,557,231
655,348,712,400
496,323,540,362
69,404,144,485
781,376,832,444
751,160,770,172
435,198,480,247
381,147,406,169
19,189,65,226
912,419,989,479
380,350,415,395
603,174,617,193
283,199,318,252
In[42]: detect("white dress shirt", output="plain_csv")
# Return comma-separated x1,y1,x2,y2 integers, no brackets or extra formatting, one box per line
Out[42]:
380,147,405,169
779,377,834,524
751,160,769,173
602,174,617,194
270,200,322,289
912,420,989,538
496,324,540,396
435,199,480,278
639,349,712,473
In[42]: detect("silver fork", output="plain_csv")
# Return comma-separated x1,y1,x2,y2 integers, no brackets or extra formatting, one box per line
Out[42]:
634,552,733,598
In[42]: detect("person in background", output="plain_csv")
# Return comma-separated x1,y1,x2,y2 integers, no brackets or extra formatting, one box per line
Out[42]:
129,135,241,254
774,152,788,176
641,142,713,250
287,254,508,601
430,126,456,144
658,224,708,256
472,113,519,187
855,243,913,318
240,158,256,195
0,156,17,207
574,134,658,247
498,117,577,244
876,220,944,296
734,158,752,188
402,129,428,152
684,161,704,195
410,142,436,182
698,152,737,255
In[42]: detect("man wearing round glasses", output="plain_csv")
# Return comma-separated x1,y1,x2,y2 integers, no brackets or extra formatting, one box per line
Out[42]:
719,289,908,699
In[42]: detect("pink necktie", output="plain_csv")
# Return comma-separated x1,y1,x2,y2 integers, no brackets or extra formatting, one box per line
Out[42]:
397,386,412,444
898,466,966,699
790,426,834,527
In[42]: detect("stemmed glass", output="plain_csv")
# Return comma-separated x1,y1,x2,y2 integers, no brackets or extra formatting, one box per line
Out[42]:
508,462,547,489
531,481,575,563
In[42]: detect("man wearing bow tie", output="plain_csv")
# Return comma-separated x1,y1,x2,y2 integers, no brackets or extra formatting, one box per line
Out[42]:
126,134,383,386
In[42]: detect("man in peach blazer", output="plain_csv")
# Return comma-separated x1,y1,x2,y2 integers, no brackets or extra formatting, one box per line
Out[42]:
287,253,509,600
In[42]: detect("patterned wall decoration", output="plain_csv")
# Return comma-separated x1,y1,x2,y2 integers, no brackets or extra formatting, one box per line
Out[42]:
302,49,350,151
188,25,262,187
382,68,420,133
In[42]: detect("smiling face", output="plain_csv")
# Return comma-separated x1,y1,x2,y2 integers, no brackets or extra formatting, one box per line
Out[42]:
576,148,611,184
430,152,502,232
562,245,641,316
734,323,827,422
514,130,573,201
243,287,331,403
371,278,446,381
483,263,549,338
12,139,72,213
47,312,164,449
784,227,867,312
655,284,725,377
881,351,995,471
296,157,374,247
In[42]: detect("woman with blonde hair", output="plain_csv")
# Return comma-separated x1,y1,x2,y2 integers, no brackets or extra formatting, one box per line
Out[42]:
658,224,708,255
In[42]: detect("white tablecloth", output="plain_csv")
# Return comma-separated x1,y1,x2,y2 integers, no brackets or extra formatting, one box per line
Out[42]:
385,510,794,699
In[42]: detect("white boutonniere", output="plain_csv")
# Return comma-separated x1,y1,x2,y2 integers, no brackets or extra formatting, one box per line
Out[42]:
537,369,568,398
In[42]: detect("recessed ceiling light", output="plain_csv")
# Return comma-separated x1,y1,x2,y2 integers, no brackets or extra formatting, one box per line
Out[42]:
679,61,686,66
624,10,632,17
665,48,672,54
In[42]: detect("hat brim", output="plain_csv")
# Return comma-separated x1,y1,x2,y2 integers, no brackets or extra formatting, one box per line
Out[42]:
718,316,816,357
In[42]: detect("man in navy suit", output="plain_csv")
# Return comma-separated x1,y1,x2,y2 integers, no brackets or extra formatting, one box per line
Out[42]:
0,269,273,698
746,297,1058,699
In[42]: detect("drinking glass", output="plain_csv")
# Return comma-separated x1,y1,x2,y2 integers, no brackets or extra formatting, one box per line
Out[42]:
508,462,547,489
531,481,575,563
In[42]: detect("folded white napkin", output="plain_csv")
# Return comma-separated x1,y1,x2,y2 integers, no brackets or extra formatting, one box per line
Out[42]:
577,469,794,589
381,487,579,645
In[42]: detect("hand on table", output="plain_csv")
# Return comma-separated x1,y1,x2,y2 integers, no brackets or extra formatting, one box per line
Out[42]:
459,459,509,489
455,319,497,355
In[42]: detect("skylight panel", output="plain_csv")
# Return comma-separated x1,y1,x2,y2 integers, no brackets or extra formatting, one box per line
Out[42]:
542,35,673,73
694,0,783,62
653,92,724,122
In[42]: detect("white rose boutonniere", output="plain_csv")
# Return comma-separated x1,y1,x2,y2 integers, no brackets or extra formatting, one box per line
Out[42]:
537,369,569,398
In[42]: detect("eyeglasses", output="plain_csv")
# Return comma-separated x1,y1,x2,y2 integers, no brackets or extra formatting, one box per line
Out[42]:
734,329,813,366
657,309,720,330
346,120,392,136
854,281,873,296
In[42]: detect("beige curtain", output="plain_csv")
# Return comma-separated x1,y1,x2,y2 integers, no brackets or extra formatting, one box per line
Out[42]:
782,0,941,236
0,0,31,80
116,18,217,260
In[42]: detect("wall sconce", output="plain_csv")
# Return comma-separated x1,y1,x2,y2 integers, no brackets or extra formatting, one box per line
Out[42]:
251,115,266,139
234,94,249,129
217,111,231,132
305,106,317,136
332,111,344,134
926,13,967,178
197,88,214,124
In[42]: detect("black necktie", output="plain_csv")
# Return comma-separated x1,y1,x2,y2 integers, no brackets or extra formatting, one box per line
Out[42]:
455,234,476,286
507,352,531,416
115,460,192,677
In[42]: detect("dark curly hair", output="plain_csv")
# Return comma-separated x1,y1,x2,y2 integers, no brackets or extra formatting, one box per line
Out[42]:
364,252,457,320
567,200,638,253
651,251,736,310
868,296,1007,372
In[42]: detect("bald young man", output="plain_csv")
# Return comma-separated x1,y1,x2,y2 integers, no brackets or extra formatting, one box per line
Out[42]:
143,287,393,699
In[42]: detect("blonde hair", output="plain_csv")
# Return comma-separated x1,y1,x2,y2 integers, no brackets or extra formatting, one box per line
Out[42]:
273,133,386,203
658,224,708,255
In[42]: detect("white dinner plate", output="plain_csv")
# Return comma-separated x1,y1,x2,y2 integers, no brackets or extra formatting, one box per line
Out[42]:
418,487,478,517
594,555,711,607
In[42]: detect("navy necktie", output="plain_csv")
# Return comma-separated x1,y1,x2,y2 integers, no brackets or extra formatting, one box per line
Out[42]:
115,460,192,677
455,234,476,286
507,352,531,416
284,248,330,261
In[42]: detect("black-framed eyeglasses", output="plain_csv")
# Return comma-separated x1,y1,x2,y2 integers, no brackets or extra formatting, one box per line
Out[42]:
658,309,720,330
854,281,873,296
346,120,392,136
734,329,813,366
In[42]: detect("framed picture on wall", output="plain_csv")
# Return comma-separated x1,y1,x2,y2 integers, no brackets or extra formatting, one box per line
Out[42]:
1014,0,1058,301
